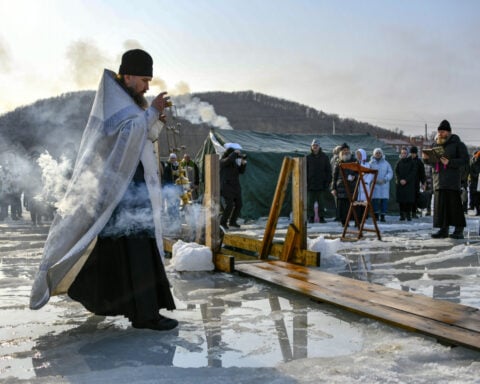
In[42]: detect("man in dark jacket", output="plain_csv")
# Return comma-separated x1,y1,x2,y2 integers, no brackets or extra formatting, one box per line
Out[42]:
395,147,416,221
306,139,332,223
409,146,426,218
331,143,357,226
220,143,247,229
422,120,469,239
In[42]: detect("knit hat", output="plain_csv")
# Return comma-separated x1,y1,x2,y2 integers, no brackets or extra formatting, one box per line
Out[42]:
437,120,451,132
118,49,153,77
340,142,350,150
311,139,320,146
410,146,418,154
169,153,177,159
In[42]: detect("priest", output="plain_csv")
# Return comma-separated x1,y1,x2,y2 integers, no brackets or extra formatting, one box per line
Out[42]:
30,49,178,331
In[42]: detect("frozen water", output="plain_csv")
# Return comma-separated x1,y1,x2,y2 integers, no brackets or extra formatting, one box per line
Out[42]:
0,213,479,383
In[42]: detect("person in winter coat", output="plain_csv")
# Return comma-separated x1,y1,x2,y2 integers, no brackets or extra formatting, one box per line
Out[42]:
409,146,426,218
354,148,373,221
330,145,342,221
162,153,182,219
395,147,417,221
469,150,480,216
422,120,469,239
355,148,373,200
423,163,434,216
331,143,357,226
23,151,46,226
306,139,332,223
179,153,200,200
369,148,393,222
220,143,247,229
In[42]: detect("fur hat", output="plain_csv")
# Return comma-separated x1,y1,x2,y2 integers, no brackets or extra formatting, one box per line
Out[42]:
118,49,153,77
437,120,451,132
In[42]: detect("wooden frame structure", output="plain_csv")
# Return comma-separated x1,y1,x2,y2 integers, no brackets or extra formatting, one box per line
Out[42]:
196,155,318,270
340,162,381,240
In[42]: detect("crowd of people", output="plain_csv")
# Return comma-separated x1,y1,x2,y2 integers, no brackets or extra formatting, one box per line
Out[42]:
0,148,77,226
307,119,476,239
0,160,23,221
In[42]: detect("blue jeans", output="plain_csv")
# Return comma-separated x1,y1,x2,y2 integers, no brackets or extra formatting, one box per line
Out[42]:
372,198,388,215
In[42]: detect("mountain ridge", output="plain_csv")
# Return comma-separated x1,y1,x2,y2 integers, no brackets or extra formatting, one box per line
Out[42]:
0,90,406,159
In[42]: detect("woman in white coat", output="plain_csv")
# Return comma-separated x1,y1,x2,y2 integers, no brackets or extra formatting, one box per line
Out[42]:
369,148,393,222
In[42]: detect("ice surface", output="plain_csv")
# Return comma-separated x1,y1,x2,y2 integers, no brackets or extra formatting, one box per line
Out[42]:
1,214,479,383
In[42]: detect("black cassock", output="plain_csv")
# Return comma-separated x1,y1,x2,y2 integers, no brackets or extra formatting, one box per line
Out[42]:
68,163,175,323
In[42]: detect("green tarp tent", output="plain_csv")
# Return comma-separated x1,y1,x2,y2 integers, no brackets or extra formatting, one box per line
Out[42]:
196,129,399,220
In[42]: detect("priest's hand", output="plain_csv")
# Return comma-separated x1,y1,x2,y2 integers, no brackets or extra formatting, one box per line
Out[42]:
151,92,171,114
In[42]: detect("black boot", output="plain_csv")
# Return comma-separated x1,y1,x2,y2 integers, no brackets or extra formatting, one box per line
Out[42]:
380,214,386,222
449,227,464,239
399,212,405,221
406,211,412,221
431,228,448,238
132,315,179,331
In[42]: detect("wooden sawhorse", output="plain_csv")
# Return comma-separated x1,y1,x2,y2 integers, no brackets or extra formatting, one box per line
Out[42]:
340,162,381,240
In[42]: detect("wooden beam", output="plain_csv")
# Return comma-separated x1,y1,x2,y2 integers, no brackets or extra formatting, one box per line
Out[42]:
260,157,294,259
280,223,299,262
204,154,222,253
213,253,235,273
223,233,320,266
236,260,480,351
291,157,307,251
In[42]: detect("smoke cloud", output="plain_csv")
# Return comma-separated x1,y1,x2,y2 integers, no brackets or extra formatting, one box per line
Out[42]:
64,39,232,130
173,94,233,130
150,77,168,91
36,152,77,213
66,40,110,89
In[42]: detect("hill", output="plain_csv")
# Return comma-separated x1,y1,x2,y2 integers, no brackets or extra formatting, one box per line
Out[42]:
0,90,406,160
194,91,405,138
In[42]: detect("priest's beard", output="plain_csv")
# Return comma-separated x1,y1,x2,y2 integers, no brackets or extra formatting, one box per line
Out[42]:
436,134,450,145
126,86,149,109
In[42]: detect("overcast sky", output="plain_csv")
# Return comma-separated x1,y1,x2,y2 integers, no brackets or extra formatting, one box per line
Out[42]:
1,0,479,145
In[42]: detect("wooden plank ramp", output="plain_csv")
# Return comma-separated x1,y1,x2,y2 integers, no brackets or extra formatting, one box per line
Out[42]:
235,260,480,351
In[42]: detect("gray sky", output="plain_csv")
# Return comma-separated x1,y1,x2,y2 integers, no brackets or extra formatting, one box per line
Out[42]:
0,0,478,145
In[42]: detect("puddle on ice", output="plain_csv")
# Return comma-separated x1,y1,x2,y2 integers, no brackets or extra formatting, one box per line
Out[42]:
168,273,364,368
